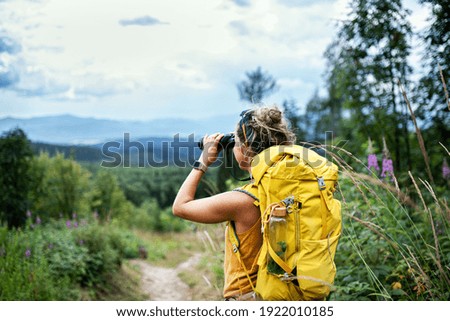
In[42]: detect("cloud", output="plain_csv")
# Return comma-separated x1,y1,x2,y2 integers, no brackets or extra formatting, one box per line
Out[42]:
0,66,19,88
231,0,251,7
277,0,334,7
0,35,21,88
229,20,250,36
119,15,169,27
165,62,213,90
11,65,69,97
0,36,21,54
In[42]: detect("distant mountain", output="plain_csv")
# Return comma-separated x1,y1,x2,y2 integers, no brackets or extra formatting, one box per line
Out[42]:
0,114,238,145
31,136,202,167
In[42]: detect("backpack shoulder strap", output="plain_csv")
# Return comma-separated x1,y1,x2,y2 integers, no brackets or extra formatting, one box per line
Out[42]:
233,183,259,207
227,221,256,293
227,183,260,293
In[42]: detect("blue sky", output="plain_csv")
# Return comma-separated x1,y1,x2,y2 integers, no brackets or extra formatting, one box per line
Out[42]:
0,0,428,121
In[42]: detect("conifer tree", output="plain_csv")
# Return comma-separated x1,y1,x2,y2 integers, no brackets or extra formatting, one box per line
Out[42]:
416,0,449,143
323,0,413,171
237,67,278,103
0,128,33,229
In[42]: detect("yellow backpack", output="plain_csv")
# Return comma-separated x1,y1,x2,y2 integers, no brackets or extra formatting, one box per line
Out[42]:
229,145,342,300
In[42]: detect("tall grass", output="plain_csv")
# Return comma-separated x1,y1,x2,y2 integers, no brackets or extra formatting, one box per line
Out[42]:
321,83,450,300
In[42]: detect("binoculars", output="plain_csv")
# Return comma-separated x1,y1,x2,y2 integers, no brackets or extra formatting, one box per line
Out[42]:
198,133,235,151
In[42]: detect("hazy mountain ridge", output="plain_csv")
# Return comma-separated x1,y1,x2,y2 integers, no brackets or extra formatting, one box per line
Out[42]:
0,114,237,145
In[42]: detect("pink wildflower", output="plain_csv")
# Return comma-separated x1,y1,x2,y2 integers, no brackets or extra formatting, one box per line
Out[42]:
381,137,395,181
367,138,379,172
368,154,380,172
443,159,450,180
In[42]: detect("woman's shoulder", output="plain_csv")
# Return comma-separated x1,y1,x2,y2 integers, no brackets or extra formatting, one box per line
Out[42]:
232,183,259,205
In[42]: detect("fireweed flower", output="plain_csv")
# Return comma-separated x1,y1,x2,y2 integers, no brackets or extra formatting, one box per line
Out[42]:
367,138,379,172
381,158,395,179
66,220,71,228
26,210,32,218
36,216,41,225
25,249,31,258
443,159,450,180
73,221,78,228
381,137,395,181
368,154,380,172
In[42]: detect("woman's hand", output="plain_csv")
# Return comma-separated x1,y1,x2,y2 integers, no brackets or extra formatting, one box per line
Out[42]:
200,133,224,167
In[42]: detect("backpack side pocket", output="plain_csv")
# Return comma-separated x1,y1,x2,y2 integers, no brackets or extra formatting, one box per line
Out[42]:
295,233,340,300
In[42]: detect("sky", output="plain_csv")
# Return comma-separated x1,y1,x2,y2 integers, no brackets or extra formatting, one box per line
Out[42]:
0,0,430,121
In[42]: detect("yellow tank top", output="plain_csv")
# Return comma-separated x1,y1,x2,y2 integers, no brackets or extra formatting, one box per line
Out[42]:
223,184,262,299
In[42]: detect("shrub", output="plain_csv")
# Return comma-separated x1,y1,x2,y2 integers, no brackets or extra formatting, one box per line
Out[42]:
90,170,132,223
119,199,189,232
0,217,142,300
0,226,78,300
30,153,91,220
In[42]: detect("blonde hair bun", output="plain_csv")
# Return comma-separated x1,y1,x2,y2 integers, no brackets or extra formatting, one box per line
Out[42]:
236,104,296,155
254,107,283,126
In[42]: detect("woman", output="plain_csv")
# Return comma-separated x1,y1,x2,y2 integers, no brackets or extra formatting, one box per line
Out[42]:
172,105,296,300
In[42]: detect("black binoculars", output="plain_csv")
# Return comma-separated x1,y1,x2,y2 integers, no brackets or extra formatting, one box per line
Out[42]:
198,133,235,151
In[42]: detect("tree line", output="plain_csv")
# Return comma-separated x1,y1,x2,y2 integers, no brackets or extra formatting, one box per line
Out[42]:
236,0,449,185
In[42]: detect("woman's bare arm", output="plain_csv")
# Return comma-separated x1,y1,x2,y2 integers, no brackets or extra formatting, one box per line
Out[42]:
172,168,255,225
172,133,259,229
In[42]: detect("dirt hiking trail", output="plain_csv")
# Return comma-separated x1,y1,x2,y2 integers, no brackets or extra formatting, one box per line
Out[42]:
130,253,202,301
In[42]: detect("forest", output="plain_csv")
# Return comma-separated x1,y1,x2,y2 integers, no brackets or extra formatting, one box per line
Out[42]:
0,0,449,301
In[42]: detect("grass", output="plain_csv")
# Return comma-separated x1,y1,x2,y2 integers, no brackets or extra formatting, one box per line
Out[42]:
132,229,197,267
324,144,450,300
85,262,148,301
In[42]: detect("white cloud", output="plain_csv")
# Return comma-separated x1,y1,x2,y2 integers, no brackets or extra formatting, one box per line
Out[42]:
119,15,169,27
230,0,252,7
0,0,425,120
164,63,213,90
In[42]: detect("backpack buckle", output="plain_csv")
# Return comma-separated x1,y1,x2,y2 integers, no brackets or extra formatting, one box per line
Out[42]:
317,177,326,190
282,196,295,206
282,196,295,214
280,272,295,283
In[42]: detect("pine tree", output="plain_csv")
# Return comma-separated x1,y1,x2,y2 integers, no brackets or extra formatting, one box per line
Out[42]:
416,0,449,144
0,128,33,229
323,0,413,171
237,66,278,103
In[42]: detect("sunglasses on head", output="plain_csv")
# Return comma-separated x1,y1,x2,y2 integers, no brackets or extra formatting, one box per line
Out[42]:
239,109,253,147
